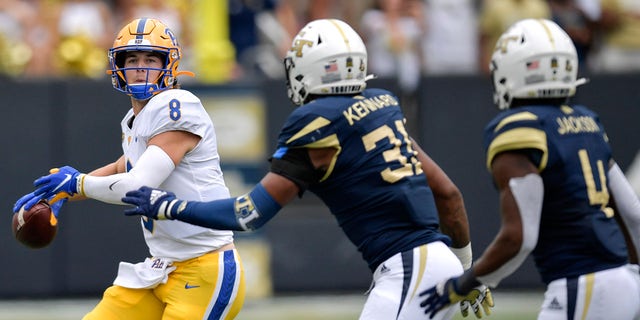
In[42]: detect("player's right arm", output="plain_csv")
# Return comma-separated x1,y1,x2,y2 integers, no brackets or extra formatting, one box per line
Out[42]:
181,172,298,230
88,155,126,176
13,155,127,211
122,142,333,230
122,143,324,230
63,156,127,202
122,172,296,231
472,151,538,281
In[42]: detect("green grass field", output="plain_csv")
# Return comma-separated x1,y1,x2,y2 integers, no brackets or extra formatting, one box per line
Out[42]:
0,291,542,320
238,291,542,320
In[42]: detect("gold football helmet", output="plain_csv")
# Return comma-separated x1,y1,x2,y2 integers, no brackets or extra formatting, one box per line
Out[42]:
108,18,193,100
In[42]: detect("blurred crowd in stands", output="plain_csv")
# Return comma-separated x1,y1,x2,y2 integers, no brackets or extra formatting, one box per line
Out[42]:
0,0,639,83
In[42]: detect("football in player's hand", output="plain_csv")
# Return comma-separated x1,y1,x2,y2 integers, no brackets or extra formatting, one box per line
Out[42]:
12,200,58,249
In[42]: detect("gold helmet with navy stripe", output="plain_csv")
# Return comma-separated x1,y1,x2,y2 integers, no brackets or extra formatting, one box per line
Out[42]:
284,19,371,106
108,18,193,100
490,19,586,110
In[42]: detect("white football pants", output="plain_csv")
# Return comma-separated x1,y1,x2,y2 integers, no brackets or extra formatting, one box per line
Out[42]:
359,241,464,320
538,264,640,320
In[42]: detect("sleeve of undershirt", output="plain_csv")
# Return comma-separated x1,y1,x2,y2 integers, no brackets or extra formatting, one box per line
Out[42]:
80,145,175,204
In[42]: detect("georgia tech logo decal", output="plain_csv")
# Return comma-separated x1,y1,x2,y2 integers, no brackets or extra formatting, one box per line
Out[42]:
290,39,313,57
495,35,519,54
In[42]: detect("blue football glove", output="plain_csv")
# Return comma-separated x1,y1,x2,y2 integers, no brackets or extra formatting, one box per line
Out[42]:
14,166,82,212
48,193,69,218
420,277,494,319
122,186,182,220
32,166,82,200
13,191,69,217
13,191,40,212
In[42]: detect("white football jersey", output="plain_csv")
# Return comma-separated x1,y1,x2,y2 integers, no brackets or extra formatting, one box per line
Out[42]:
120,89,233,261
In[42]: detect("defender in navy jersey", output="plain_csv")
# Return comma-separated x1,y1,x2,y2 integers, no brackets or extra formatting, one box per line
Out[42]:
421,19,640,320
275,88,451,271
485,104,629,284
122,19,493,320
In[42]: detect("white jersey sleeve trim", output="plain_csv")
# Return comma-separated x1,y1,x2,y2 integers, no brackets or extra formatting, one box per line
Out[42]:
609,163,640,260
81,145,176,204
478,173,543,287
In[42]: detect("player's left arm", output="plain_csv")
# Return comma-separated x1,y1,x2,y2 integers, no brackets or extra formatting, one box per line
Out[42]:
608,160,640,263
412,138,472,266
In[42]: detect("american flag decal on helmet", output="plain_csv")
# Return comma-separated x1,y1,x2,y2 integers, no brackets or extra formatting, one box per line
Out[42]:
325,61,338,72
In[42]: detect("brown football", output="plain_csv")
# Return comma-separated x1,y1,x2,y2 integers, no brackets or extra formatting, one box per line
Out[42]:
12,200,58,248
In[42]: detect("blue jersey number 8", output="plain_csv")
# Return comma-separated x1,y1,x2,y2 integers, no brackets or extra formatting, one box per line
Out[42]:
169,99,181,121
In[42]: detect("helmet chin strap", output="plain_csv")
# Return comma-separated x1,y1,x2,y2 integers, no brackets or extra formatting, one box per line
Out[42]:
127,83,159,100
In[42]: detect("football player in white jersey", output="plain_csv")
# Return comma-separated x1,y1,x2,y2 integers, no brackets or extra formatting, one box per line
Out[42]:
13,18,245,319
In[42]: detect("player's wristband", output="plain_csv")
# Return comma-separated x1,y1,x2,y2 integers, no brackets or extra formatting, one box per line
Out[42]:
173,183,282,231
451,242,472,270
75,174,86,196
157,199,184,220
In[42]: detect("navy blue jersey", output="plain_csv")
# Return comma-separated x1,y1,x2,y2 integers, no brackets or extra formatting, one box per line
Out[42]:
483,104,628,284
272,88,450,271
